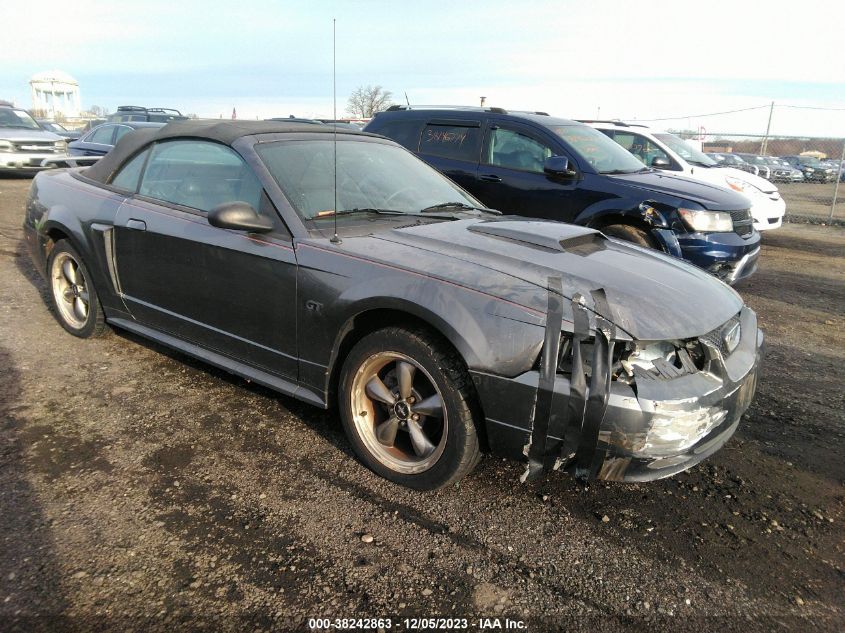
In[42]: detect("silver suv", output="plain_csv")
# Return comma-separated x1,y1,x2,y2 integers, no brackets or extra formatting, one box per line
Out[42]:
0,102,68,174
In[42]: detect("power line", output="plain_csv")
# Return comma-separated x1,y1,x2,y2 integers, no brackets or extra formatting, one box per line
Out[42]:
630,102,845,122
633,105,770,122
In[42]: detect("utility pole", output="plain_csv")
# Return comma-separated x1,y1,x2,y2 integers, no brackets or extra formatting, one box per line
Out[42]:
480,96,486,107
760,101,774,155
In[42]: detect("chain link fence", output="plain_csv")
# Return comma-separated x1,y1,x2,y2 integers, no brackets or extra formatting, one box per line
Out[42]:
676,132,845,224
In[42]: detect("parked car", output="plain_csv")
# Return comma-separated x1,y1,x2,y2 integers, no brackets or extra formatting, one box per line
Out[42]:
759,157,795,183
24,120,763,489
706,153,759,176
36,120,81,140
781,155,837,183
768,157,804,182
68,121,165,156
735,154,773,180
586,121,785,231
79,119,107,135
108,105,187,123
0,101,68,175
366,106,761,284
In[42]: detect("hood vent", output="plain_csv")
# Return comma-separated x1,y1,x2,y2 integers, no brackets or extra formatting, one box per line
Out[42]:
467,221,606,254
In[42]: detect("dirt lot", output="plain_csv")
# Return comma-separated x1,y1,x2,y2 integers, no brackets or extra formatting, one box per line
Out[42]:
780,180,845,221
1,175,843,632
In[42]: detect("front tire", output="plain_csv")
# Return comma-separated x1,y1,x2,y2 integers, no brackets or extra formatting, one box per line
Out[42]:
601,223,657,249
338,326,480,490
47,239,107,338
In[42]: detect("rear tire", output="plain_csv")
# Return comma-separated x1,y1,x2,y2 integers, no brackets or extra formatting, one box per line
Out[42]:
338,326,480,490
601,223,657,249
47,240,107,338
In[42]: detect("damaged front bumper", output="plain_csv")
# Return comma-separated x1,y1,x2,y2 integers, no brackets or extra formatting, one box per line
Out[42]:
472,294,763,483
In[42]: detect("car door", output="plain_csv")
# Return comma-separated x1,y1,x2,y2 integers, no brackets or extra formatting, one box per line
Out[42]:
416,119,482,192
111,139,299,379
474,121,580,221
79,124,116,156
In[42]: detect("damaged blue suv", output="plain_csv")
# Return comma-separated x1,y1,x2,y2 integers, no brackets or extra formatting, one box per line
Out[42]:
365,107,761,283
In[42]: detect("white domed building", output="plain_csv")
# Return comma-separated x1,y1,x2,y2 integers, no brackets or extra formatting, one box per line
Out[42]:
30,70,81,118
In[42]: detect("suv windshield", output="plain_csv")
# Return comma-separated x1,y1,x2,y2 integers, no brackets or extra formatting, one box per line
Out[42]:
548,125,646,174
653,133,717,166
256,139,483,220
0,108,41,130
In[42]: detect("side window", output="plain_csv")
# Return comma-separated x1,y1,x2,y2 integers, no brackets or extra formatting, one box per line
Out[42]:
484,127,554,173
138,140,263,213
611,132,671,167
374,119,424,150
419,124,481,162
89,125,115,145
111,148,150,192
113,125,134,144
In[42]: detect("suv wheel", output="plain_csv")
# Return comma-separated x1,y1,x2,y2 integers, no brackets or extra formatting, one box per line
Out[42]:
601,224,656,249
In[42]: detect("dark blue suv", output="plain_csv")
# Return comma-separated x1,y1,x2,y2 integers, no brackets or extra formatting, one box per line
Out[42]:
365,106,761,284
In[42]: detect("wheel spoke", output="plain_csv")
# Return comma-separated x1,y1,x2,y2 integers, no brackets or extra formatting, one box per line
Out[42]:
375,416,400,447
365,376,396,405
62,259,77,284
412,394,443,417
407,419,436,457
62,288,75,303
397,361,416,400
73,297,88,321
79,290,90,303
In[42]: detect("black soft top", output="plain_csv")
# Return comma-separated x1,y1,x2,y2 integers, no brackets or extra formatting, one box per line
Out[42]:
83,119,369,184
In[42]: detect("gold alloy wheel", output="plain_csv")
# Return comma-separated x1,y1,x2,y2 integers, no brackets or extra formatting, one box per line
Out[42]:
51,251,90,330
350,351,448,474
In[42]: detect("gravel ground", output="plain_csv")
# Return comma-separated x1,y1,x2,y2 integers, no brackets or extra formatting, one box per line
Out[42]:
1,175,843,632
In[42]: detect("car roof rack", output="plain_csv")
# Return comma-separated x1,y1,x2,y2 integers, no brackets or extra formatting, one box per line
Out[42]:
384,104,512,114
578,119,649,128
117,105,184,115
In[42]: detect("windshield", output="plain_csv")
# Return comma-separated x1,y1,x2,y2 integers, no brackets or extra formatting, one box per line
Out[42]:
653,133,716,166
255,139,483,220
548,125,646,174
0,108,41,130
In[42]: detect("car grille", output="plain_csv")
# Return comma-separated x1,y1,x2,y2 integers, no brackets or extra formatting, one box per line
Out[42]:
728,209,754,237
12,141,59,154
700,313,741,358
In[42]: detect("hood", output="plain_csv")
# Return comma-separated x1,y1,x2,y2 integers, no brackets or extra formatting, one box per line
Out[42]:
373,219,743,341
718,166,778,193
607,170,751,211
691,165,778,195
1,128,63,142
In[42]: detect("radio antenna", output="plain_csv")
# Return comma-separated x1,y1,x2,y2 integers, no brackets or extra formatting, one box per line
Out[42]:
330,18,341,244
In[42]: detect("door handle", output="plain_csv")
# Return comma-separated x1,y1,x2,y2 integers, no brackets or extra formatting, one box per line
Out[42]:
125,219,146,231
479,174,502,183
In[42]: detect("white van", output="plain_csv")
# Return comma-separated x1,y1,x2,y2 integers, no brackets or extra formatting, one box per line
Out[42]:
585,121,785,230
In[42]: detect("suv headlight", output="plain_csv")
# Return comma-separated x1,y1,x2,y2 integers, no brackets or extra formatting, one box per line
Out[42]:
724,176,764,197
0,140,13,153
678,208,734,232
54,140,67,152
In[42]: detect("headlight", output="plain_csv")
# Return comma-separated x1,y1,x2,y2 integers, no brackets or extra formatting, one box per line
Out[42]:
724,176,764,197
678,208,734,232
805,167,815,172
0,140,13,153
54,140,67,152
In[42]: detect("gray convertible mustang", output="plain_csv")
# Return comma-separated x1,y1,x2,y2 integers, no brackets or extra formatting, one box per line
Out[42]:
23,120,763,489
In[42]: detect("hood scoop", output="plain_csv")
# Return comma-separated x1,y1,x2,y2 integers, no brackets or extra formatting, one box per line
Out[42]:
467,221,607,254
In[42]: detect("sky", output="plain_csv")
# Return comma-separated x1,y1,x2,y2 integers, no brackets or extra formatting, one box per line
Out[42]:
2,0,844,137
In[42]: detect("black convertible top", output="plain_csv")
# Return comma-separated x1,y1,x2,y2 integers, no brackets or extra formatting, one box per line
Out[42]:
83,119,369,184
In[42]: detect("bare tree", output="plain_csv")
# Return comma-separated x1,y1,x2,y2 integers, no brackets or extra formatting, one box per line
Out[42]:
346,85,394,118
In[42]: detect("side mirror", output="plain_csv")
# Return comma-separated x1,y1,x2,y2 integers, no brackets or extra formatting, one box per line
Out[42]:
208,201,274,233
543,156,577,179
651,156,671,168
